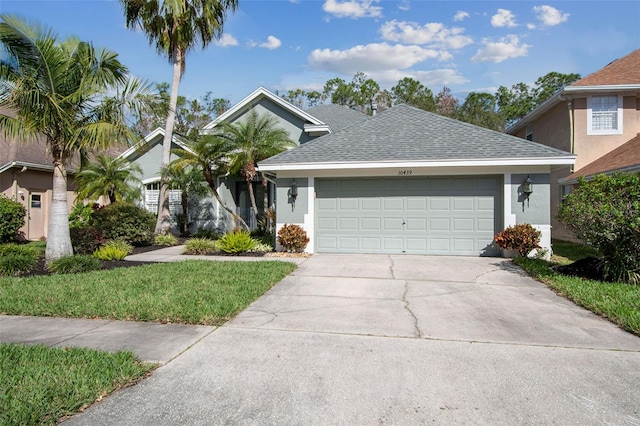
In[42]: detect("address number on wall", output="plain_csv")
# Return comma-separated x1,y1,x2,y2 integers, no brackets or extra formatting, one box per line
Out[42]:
398,170,413,176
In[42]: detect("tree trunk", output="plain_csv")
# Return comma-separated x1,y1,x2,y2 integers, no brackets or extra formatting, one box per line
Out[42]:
46,158,73,263
262,174,269,212
246,176,259,226
154,47,183,235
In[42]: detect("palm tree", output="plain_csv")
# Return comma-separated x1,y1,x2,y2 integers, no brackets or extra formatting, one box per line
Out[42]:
76,155,143,205
171,135,250,230
119,0,238,235
221,110,295,224
162,162,208,235
0,15,152,262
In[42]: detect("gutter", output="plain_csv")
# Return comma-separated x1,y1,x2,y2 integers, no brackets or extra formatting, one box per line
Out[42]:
0,161,77,174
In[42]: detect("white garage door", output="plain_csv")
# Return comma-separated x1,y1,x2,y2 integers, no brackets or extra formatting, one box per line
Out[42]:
315,176,501,256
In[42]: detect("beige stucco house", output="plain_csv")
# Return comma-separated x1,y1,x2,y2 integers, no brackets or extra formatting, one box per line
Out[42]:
507,49,640,239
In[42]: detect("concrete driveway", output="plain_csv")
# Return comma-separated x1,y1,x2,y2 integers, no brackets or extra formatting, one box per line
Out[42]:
68,255,640,425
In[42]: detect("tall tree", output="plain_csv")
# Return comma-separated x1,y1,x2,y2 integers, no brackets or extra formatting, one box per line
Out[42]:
323,77,355,107
391,77,436,111
0,14,150,262
435,86,459,117
221,110,295,225
171,135,249,230
162,162,208,235
120,0,238,235
76,156,143,204
532,71,581,105
456,92,505,131
351,72,380,115
496,82,535,127
305,90,323,107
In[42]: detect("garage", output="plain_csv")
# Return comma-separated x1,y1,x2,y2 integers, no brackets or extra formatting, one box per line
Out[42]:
315,176,502,255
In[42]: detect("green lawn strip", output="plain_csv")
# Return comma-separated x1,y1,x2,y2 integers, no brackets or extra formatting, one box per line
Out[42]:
551,239,600,265
1,343,155,425
514,257,640,335
0,260,296,325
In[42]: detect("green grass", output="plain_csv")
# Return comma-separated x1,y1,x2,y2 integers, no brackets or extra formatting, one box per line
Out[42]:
551,239,600,265
514,257,640,335
0,260,296,325
0,343,155,425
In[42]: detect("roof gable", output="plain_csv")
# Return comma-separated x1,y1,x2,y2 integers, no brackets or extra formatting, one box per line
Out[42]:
117,128,192,161
260,104,574,169
202,87,327,133
563,133,640,182
570,49,640,87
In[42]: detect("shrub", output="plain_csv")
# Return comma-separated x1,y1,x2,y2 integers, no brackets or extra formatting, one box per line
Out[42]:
92,203,155,246
68,202,94,229
251,231,274,246
0,195,26,242
154,233,178,246
70,226,106,255
192,229,221,240
104,239,133,255
183,238,217,255
217,231,256,254
48,255,101,274
277,224,309,252
557,172,640,284
250,242,274,253
494,223,541,257
93,245,129,261
0,244,41,276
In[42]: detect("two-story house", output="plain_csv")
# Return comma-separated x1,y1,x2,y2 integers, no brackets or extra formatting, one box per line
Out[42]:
508,49,640,240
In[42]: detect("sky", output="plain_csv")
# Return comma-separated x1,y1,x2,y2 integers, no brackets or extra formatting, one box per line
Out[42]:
1,0,639,105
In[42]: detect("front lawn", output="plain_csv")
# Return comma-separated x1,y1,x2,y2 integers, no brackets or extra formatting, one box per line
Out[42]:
514,256,640,336
0,260,296,325
0,344,155,425
550,239,600,265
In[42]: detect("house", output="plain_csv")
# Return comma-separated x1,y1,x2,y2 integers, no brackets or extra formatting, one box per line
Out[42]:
259,104,575,256
0,131,77,241
112,87,370,234
507,49,640,240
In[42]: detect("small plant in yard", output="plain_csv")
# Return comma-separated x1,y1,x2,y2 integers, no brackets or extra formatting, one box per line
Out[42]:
183,238,217,255
0,195,26,242
494,223,541,257
48,254,102,274
92,202,156,246
154,233,178,246
93,245,129,261
250,242,274,253
217,230,256,254
277,224,309,252
0,244,41,276
70,226,106,255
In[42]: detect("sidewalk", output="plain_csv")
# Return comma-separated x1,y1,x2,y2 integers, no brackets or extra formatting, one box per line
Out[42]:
0,315,215,365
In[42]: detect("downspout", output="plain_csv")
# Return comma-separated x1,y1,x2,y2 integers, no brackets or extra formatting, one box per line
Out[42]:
564,95,575,173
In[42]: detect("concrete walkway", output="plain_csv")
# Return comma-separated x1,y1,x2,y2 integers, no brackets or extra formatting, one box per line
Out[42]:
62,254,640,425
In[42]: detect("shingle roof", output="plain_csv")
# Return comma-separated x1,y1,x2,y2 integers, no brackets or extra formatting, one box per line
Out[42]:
570,49,640,87
305,104,369,133
565,134,640,181
260,104,574,166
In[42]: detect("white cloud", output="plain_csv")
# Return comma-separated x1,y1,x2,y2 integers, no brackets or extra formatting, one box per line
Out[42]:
491,9,517,28
453,11,469,22
380,20,473,50
322,0,382,19
533,5,569,26
472,35,530,63
527,23,537,30
371,69,469,87
260,36,282,50
308,43,441,74
398,0,410,12
214,33,238,47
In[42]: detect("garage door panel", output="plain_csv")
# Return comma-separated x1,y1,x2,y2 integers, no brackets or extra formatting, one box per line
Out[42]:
315,177,501,256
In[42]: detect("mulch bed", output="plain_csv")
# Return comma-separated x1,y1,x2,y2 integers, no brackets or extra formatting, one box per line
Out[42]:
552,256,606,281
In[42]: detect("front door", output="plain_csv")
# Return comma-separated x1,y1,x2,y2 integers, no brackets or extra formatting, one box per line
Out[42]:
28,191,46,240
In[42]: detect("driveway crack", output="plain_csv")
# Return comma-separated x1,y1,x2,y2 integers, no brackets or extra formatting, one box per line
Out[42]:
402,281,422,338
389,255,396,279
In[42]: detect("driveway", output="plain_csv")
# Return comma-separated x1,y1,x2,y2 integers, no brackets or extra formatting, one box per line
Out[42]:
68,255,640,425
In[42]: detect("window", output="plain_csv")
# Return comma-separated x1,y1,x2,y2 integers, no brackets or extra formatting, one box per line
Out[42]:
144,182,180,214
525,125,533,141
587,95,622,135
30,194,41,209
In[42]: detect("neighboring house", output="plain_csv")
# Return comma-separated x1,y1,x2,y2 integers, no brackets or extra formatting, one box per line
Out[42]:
259,104,575,256
507,49,640,240
0,131,77,241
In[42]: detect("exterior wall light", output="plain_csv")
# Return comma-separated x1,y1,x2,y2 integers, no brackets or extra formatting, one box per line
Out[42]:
289,179,298,210
523,175,533,195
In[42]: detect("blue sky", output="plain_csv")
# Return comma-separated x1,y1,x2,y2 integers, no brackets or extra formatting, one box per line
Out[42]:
2,1,639,105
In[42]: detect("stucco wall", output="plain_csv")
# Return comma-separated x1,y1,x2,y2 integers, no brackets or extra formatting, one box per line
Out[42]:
275,177,308,224
513,102,571,152
510,173,550,225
